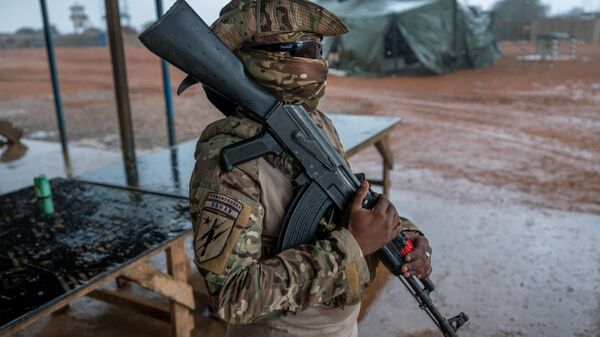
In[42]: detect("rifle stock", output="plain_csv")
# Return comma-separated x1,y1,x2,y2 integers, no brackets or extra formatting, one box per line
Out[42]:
139,0,276,118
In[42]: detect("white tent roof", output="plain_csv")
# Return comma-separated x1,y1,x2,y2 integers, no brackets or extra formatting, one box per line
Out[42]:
317,0,437,18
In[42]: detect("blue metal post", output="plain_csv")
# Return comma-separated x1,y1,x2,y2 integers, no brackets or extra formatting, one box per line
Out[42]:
155,0,176,147
39,0,72,176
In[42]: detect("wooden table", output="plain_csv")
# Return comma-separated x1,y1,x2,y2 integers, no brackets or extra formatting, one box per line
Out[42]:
328,114,400,196
0,179,195,337
1,113,400,337
80,114,401,197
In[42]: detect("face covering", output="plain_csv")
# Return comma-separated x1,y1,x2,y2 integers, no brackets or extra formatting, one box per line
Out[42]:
236,48,328,112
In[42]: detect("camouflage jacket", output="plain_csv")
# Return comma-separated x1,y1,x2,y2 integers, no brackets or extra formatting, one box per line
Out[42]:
189,110,420,330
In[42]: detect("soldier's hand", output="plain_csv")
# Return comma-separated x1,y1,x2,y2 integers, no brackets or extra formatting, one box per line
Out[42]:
400,232,432,279
346,181,400,255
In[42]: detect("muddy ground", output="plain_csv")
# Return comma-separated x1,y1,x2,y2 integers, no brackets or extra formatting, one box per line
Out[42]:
1,43,598,214
1,42,599,337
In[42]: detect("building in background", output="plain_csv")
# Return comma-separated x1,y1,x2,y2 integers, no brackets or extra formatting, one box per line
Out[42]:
530,14,600,43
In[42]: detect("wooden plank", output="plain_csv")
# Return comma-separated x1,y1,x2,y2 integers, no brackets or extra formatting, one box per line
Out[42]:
345,132,387,158
0,228,189,337
374,136,394,169
120,262,195,310
0,257,146,337
375,136,394,197
88,289,171,322
0,235,188,337
166,239,195,337
329,114,401,156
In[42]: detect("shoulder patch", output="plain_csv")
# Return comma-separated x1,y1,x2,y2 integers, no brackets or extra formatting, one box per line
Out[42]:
194,210,236,263
192,190,254,274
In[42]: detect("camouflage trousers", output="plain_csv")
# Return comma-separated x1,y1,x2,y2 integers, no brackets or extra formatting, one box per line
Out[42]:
225,303,360,337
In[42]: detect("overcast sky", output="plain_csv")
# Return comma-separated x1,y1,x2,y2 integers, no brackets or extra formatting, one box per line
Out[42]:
1,0,599,34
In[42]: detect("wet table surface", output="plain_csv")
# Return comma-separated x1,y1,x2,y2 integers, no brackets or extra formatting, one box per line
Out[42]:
0,178,190,333
79,114,401,196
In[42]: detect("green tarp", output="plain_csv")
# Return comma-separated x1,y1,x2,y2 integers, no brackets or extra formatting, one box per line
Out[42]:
317,0,501,76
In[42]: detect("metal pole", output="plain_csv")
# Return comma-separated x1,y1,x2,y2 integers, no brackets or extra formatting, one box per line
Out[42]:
155,0,176,147
170,147,181,189
452,0,458,54
39,0,72,177
104,0,138,185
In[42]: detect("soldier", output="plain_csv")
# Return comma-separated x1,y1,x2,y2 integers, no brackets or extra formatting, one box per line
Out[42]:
188,0,433,336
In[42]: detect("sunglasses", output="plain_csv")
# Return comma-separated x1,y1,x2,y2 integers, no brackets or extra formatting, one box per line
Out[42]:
253,40,324,59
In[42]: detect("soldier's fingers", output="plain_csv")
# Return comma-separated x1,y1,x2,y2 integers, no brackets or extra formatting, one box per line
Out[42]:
403,231,420,240
403,258,428,278
385,202,396,218
385,206,398,231
418,265,432,279
401,263,410,278
373,195,390,214
350,180,370,210
388,223,402,242
386,202,398,220
404,241,426,262
401,262,419,278
405,234,430,262
424,265,433,278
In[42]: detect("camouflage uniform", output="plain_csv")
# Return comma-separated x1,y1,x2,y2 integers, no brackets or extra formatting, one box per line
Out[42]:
189,1,421,336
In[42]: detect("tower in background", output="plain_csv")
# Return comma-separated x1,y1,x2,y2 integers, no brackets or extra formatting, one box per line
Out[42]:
120,0,132,28
70,2,90,34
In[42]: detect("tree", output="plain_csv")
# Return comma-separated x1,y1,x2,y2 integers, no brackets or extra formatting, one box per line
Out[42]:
491,0,549,40
15,25,60,36
560,7,585,18
15,27,37,35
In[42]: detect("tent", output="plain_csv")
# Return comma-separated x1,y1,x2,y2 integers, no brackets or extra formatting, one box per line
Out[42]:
316,0,502,76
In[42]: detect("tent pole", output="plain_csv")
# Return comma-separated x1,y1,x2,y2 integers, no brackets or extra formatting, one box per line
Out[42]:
104,0,138,185
155,0,176,147
39,0,73,177
453,0,458,54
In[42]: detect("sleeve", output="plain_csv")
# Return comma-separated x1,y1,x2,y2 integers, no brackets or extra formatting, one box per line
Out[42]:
189,136,370,324
399,216,424,236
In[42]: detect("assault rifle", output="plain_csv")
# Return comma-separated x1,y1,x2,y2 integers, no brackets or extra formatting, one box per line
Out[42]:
139,1,468,335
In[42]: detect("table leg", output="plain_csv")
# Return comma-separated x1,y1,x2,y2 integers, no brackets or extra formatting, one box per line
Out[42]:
374,136,394,197
166,239,195,337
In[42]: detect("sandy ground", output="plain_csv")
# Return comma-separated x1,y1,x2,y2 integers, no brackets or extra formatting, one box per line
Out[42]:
1,42,600,337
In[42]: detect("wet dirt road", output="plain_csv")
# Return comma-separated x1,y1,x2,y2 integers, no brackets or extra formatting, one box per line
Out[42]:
333,43,600,337
353,165,600,337
323,43,600,216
